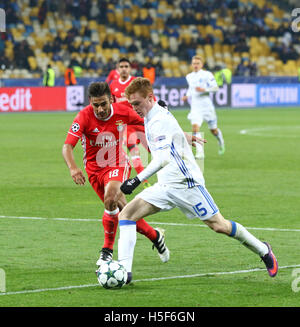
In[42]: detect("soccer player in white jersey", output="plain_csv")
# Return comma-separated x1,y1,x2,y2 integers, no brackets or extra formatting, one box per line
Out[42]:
117,77,278,283
182,55,225,157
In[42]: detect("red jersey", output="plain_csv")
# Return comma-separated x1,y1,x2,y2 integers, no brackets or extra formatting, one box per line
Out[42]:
105,69,120,84
110,76,135,103
64,103,144,175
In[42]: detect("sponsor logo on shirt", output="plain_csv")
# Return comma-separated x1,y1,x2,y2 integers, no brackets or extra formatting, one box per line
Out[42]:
154,135,166,142
115,120,124,132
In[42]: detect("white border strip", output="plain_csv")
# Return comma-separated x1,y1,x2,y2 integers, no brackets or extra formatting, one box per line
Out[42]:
1,215,300,233
1,264,299,296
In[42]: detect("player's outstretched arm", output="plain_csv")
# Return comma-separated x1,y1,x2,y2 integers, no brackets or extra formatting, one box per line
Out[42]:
62,144,86,185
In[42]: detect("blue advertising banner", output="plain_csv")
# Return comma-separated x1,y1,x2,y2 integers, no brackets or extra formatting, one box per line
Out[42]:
256,84,300,106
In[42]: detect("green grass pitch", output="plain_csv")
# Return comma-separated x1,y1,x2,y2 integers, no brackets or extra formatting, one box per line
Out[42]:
0,107,299,307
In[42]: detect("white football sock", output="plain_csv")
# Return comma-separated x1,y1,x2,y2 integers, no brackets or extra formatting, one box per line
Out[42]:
118,220,137,273
214,129,225,147
193,132,204,156
230,221,268,257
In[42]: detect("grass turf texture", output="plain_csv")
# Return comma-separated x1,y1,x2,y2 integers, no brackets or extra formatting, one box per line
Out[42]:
0,107,299,307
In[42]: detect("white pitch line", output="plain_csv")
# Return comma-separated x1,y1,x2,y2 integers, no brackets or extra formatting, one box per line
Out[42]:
239,126,300,138
1,264,300,296
1,215,300,233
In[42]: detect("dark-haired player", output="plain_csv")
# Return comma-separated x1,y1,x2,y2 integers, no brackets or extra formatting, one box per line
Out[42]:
62,82,169,280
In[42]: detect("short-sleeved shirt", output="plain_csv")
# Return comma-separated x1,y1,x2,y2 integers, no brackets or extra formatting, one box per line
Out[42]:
64,103,144,175
110,76,135,103
185,69,217,110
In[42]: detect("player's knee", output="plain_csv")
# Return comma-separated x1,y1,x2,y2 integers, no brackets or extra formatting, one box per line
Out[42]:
210,128,218,135
118,210,129,220
104,196,118,211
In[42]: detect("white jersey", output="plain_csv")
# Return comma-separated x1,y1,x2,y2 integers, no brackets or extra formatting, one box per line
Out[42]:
185,69,218,109
144,102,205,189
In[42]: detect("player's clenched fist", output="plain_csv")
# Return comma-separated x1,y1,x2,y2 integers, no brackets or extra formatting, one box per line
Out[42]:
120,177,141,194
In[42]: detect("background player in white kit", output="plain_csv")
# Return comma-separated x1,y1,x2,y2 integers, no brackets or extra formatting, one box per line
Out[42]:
117,77,278,282
182,55,225,157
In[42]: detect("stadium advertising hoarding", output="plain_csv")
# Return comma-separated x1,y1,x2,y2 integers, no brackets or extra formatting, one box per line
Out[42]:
256,84,300,106
231,84,257,107
1,83,299,112
153,84,231,108
0,86,84,112
153,83,300,108
232,83,300,107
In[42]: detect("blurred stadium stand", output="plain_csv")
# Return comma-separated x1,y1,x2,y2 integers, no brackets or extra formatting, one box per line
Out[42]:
0,0,299,81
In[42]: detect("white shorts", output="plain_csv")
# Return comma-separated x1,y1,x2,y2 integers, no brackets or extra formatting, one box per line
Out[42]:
188,98,217,129
136,183,219,220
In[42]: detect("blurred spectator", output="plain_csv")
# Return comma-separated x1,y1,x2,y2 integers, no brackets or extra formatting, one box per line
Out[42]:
235,60,257,76
38,1,48,25
5,6,19,25
70,58,83,77
14,40,34,70
0,39,5,54
102,37,120,49
128,41,139,54
131,59,141,76
64,65,77,85
42,42,52,54
214,65,232,87
234,41,249,53
29,0,38,7
0,54,11,70
248,62,257,76
97,0,108,24
143,61,156,85
43,64,55,87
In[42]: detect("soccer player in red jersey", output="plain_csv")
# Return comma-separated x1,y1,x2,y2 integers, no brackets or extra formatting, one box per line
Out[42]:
62,82,168,274
110,58,150,187
105,62,120,85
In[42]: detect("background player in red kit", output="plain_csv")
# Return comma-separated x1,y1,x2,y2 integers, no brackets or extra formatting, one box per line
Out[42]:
62,82,169,280
105,62,120,85
110,58,150,187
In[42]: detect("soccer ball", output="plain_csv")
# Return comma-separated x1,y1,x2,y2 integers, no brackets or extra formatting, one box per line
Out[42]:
96,260,128,289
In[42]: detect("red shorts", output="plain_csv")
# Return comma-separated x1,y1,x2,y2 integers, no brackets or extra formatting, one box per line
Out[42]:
88,163,131,202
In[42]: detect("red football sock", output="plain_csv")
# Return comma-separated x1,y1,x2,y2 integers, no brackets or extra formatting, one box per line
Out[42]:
131,155,145,175
102,209,119,250
136,219,157,242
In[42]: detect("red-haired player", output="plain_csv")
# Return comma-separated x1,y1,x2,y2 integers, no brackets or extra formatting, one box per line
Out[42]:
110,58,151,187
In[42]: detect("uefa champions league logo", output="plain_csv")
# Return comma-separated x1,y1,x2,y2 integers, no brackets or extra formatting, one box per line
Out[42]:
0,8,5,32
291,8,300,32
